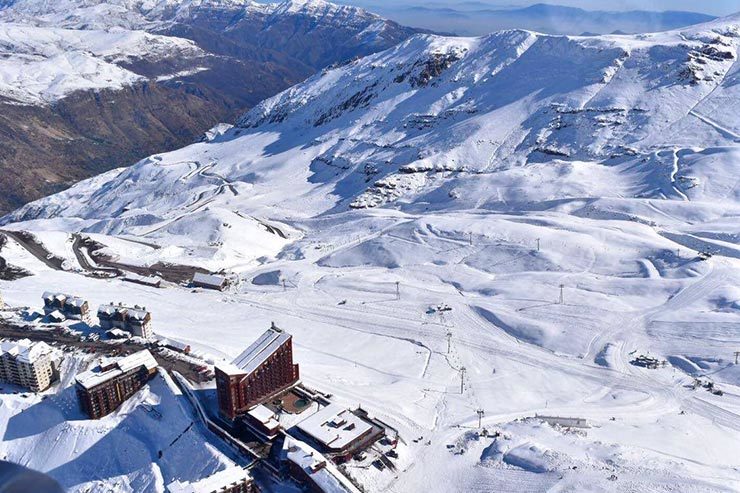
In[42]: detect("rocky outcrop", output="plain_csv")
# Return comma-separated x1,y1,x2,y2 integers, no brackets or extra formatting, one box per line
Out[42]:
0,83,231,214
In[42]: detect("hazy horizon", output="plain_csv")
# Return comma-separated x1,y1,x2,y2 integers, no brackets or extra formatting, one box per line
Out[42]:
338,0,737,17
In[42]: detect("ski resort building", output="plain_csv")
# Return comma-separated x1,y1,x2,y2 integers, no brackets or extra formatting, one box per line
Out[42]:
75,349,158,419
97,303,153,339
166,466,256,493
192,272,229,291
0,339,62,392
274,436,361,493
536,415,590,429
42,292,92,323
216,324,300,420
240,404,282,441
292,404,384,461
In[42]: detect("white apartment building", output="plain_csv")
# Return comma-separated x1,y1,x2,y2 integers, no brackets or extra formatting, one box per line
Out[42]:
0,339,62,392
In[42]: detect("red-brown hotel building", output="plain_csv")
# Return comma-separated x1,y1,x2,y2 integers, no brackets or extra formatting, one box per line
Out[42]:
216,324,299,420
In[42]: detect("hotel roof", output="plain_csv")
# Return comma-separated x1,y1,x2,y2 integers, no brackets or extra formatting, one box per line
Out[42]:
247,404,280,430
75,349,157,390
294,404,372,451
229,326,292,376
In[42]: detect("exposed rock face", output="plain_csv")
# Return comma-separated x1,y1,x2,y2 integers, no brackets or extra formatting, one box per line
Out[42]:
0,0,422,213
0,83,231,213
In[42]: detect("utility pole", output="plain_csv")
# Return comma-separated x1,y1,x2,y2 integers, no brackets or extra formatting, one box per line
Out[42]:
469,232,473,246
282,279,287,292
476,409,485,429
446,331,452,354
395,281,400,300
460,366,466,394
559,284,565,304
536,238,540,252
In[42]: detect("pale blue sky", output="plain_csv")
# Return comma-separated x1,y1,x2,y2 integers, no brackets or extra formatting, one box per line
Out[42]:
344,1,738,16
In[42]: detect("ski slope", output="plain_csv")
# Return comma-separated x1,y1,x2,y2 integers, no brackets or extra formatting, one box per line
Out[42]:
0,12,739,493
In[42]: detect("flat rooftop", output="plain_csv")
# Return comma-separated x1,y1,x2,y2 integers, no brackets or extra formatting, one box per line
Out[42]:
247,404,280,430
192,272,227,287
75,349,157,390
294,404,372,452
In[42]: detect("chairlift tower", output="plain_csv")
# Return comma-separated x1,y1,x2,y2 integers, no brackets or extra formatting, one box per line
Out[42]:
476,409,485,428
559,284,565,305
460,366,466,394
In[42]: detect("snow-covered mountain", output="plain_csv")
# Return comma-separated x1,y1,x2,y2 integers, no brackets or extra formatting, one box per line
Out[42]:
0,0,420,214
8,14,738,244
0,0,419,70
2,14,740,493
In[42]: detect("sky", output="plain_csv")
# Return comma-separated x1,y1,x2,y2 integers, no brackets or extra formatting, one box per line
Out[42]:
343,1,738,16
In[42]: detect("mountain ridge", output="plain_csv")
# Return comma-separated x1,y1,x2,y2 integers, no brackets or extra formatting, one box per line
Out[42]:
5,14,738,258
0,0,422,214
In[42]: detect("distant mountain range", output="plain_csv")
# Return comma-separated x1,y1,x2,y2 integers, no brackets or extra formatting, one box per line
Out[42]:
344,2,716,36
0,0,421,214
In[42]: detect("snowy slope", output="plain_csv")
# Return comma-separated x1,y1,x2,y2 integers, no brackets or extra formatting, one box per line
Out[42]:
1,14,740,493
6,15,739,244
0,23,203,104
0,362,238,493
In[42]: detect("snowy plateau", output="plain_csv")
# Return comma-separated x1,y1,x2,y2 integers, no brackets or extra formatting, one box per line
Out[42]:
0,7,740,493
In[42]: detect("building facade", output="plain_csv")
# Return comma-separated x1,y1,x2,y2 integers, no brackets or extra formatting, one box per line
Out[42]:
75,350,158,419
216,324,300,420
0,339,62,392
97,303,153,339
42,292,92,323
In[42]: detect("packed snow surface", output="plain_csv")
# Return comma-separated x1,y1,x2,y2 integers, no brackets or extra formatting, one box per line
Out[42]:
1,13,740,493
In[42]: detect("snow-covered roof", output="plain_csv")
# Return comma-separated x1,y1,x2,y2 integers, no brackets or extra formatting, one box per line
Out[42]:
295,404,372,451
106,328,130,338
97,303,119,316
0,339,58,364
75,349,157,390
66,296,87,308
157,337,189,351
47,310,65,321
166,466,251,493
282,437,358,493
42,292,86,307
247,404,280,430
126,307,150,321
42,291,63,301
230,326,292,375
97,303,150,320
192,272,227,287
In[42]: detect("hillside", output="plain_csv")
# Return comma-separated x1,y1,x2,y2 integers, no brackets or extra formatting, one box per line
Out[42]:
1,13,739,493
0,0,421,214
